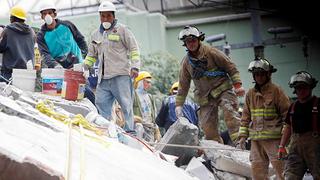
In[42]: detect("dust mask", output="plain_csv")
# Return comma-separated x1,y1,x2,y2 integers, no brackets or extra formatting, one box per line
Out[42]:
44,14,53,25
102,22,111,30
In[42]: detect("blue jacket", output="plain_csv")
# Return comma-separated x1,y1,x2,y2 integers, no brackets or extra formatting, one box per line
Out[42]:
37,19,87,68
156,95,199,131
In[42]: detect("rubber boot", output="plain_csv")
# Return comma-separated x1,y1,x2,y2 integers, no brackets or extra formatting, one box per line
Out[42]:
270,160,284,180
251,162,269,180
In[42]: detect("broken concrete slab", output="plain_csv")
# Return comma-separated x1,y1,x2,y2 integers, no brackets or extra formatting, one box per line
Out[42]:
185,157,217,180
155,117,199,166
200,140,251,178
0,111,198,180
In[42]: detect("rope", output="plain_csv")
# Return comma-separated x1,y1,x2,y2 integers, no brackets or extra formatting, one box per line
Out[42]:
65,118,72,180
35,100,111,179
36,100,103,135
147,142,246,152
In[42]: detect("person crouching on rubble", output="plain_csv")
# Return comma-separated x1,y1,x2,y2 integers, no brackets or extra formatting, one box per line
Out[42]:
278,71,320,179
156,82,199,134
176,25,245,144
237,58,290,180
133,71,161,142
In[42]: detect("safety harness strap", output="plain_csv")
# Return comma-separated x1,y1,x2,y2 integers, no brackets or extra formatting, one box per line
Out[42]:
188,55,226,78
312,96,319,135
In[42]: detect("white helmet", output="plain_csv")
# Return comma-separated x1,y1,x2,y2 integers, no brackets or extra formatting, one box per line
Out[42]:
178,26,205,41
248,57,277,73
98,1,116,12
289,71,318,89
39,1,56,12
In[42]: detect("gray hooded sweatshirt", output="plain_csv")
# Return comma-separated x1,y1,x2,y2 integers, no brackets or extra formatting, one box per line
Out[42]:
0,22,35,70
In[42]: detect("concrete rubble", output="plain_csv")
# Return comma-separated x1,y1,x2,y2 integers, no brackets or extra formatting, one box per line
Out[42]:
155,117,199,166
0,84,197,180
0,83,291,180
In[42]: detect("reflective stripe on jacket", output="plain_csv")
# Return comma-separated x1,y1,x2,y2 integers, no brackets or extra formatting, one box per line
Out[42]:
239,81,290,140
86,22,140,83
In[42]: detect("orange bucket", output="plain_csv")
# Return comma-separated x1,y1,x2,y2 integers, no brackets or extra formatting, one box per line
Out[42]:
61,70,86,101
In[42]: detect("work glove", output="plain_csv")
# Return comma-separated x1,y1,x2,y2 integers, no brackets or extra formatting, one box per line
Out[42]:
83,70,90,79
175,106,183,119
130,68,139,79
233,83,245,97
54,63,63,69
236,137,246,150
154,126,162,142
277,145,287,160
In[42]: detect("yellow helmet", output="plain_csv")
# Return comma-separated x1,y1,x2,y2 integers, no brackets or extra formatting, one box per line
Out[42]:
170,82,179,94
134,71,152,89
10,6,27,20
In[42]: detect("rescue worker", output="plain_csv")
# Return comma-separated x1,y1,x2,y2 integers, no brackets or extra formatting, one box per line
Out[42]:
37,1,87,69
84,1,140,132
36,1,96,103
133,71,161,142
237,58,290,180
156,82,199,132
0,6,35,82
278,71,320,179
176,25,245,143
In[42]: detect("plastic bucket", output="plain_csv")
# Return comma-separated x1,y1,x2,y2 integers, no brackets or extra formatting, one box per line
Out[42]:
41,68,64,95
12,69,36,92
61,70,86,101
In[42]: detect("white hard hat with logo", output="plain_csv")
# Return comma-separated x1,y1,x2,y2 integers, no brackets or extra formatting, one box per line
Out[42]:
98,1,116,12
39,1,56,12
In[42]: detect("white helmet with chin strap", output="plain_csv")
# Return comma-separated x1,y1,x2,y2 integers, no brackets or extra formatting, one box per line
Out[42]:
178,26,205,41
98,1,116,12
248,57,277,73
289,71,318,89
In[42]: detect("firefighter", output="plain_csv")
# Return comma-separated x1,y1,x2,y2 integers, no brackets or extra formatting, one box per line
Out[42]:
237,58,290,179
176,25,245,143
278,71,320,179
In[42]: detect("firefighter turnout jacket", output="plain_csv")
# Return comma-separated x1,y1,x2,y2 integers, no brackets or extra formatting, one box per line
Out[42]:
176,43,241,106
239,81,290,140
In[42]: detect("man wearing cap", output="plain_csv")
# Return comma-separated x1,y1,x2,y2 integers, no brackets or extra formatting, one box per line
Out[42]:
237,58,290,179
0,6,35,82
84,1,140,132
133,71,160,142
278,71,320,179
36,1,87,69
